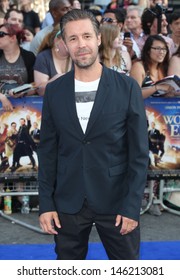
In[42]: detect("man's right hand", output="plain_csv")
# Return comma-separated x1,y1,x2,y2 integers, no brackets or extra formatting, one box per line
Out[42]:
39,211,61,235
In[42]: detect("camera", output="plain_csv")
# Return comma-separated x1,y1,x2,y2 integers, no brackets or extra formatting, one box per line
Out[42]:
154,3,173,16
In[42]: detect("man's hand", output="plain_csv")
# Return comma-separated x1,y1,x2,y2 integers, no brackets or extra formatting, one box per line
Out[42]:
39,211,61,235
115,214,138,235
123,37,133,55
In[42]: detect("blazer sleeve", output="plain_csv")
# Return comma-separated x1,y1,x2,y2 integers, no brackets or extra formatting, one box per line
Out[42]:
118,78,149,221
37,85,58,214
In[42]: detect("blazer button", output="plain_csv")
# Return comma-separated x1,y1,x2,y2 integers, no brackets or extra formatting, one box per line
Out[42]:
82,141,91,145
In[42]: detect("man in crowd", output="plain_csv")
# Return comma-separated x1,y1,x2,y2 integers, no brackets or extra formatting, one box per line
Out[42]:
30,0,71,55
4,8,24,28
124,5,144,58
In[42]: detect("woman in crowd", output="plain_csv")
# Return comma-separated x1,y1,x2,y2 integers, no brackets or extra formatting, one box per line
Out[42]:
130,35,174,98
0,23,36,111
168,45,180,76
99,24,131,75
34,26,72,96
21,26,35,51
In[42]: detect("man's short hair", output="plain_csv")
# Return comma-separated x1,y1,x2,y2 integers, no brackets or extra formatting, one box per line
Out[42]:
49,0,68,12
4,9,23,21
169,11,180,24
60,9,100,40
103,8,126,24
126,5,144,18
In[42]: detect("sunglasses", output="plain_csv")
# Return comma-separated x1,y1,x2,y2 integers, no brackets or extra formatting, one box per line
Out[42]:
55,30,62,39
0,31,10,38
101,17,117,24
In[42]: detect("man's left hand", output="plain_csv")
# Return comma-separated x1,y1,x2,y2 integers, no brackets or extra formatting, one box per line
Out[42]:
115,214,138,235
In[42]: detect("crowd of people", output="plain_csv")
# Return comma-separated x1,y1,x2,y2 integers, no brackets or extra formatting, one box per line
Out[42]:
0,0,179,109
0,0,180,259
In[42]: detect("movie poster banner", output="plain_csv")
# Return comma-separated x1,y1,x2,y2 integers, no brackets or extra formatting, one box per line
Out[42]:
0,96,43,182
1,96,180,182
144,97,180,179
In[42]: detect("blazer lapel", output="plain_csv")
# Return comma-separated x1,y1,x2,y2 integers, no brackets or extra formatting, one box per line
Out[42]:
85,67,110,136
64,67,110,138
65,71,84,137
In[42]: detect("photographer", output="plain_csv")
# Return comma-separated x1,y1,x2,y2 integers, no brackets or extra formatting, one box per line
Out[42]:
141,5,174,56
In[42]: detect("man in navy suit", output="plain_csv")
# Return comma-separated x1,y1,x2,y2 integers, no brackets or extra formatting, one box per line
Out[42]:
38,9,149,260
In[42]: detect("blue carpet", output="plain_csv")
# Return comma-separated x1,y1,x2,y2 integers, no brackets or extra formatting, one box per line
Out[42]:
0,241,180,260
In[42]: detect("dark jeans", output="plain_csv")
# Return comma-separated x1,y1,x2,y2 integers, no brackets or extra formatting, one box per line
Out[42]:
54,200,140,260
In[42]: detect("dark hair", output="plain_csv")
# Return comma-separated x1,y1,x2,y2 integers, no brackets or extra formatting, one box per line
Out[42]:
49,0,68,11
141,35,169,76
0,23,25,44
88,9,102,17
169,10,180,24
141,8,162,35
103,8,126,24
23,25,35,37
4,8,23,21
60,9,100,40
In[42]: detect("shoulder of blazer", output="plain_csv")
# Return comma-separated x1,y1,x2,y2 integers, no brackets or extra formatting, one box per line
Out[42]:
101,65,136,87
47,69,74,89
45,70,75,100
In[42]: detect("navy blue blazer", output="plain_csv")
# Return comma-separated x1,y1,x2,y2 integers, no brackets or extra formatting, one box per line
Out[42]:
38,66,149,221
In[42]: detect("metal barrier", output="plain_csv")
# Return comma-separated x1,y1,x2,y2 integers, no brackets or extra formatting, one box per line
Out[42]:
156,179,180,215
141,179,180,216
141,180,155,215
0,181,46,234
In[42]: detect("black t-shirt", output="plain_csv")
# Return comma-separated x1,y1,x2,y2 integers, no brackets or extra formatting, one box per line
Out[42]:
22,10,41,30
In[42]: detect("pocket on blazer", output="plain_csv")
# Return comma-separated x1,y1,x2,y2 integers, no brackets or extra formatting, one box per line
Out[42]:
109,162,127,176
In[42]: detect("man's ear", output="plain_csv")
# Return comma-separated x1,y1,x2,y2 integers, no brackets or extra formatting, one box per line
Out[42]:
63,41,69,52
97,34,101,47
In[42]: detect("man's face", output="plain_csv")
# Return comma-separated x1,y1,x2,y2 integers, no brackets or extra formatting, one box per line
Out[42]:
101,12,123,31
6,11,24,28
102,12,118,25
125,10,141,31
20,119,25,126
33,122,38,129
170,18,180,38
151,14,168,35
64,19,101,69
51,0,71,24
151,122,155,129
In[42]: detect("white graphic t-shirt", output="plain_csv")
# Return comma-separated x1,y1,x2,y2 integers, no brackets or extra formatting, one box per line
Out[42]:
75,78,100,133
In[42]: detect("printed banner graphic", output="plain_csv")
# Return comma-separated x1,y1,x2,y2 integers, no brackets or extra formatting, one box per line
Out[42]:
0,97,180,182
144,97,180,179
0,96,43,182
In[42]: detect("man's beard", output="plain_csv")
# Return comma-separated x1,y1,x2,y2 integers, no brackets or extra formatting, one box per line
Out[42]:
73,51,98,69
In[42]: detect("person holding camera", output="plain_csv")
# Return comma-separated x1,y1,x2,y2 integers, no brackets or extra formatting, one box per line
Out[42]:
141,6,174,56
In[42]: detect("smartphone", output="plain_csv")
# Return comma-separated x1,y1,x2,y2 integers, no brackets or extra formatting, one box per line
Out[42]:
124,32,131,39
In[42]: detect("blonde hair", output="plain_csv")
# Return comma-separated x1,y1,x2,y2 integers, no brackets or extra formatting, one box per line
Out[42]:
38,24,60,53
99,24,121,68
